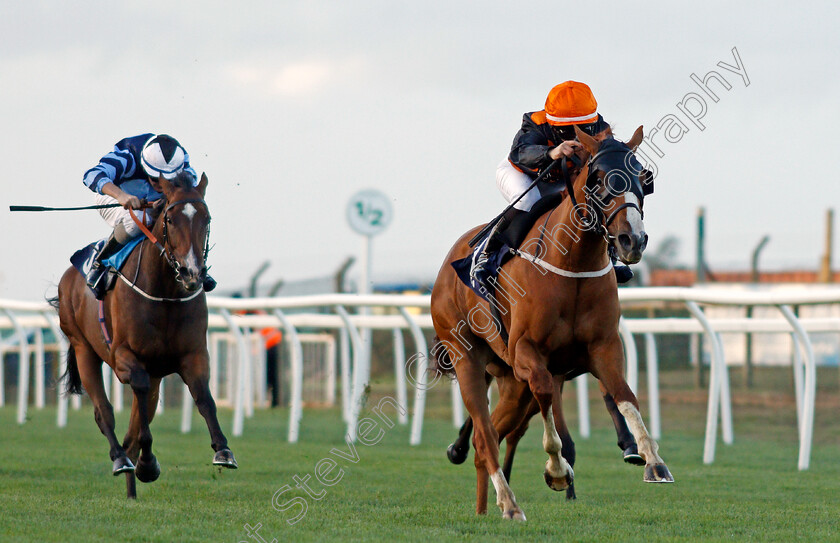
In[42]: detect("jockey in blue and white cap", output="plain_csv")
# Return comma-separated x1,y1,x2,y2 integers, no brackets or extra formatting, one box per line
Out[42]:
82,133,216,299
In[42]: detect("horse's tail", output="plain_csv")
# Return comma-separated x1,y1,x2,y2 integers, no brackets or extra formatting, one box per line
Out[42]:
62,346,84,396
429,335,457,377
45,294,82,394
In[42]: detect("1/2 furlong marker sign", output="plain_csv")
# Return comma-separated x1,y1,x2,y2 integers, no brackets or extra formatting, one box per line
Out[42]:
345,189,393,442
346,189,393,237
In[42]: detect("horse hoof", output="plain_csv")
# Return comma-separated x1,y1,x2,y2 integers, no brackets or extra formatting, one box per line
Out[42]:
446,443,469,465
565,483,577,501
644,463,674,483
623,444,645,466
502,509,526,521
112,456,135,476
213,448,238,469
135,456,161,483
544,468,574,492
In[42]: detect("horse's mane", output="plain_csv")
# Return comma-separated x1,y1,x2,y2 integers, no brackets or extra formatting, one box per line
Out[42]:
169,171,198,191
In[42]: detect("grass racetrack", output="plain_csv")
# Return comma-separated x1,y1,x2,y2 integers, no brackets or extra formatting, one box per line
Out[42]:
1,368,839,542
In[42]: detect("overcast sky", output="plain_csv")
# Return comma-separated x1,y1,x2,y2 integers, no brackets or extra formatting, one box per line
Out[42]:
2,1,838,300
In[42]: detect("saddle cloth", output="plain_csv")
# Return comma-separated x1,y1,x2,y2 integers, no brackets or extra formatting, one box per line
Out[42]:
70,237,143,278
450,234,513,302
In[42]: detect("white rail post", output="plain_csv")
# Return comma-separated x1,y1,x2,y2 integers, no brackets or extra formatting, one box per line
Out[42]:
4,309,30,425
336,305,365,442
398,306,428,446
685,301,733,464
451,379,464,429
157,379,165,415
790,333,805,432
219,308,250,437
0,341,5,407
644,332,661,440
715,330,734,445
34,328,45,409
575,375,590,439
779,305,816,471
391,328,409,425
42,312,69,428
618,317,638,394
181,383,193,434
339,327,352,424
273,309,304,443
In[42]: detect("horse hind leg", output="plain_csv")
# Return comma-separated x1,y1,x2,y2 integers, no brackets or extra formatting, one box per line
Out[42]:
447,417,473,465
121,379,160,499
452,341,524,520
550,376,579,500
72,343,134,476
120,366,161,485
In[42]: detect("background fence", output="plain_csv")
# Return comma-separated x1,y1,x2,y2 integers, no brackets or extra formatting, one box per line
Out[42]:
1,286,839,471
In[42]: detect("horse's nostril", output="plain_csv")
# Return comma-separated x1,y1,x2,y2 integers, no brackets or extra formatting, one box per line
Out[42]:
618,234,633,251
640,233,649,251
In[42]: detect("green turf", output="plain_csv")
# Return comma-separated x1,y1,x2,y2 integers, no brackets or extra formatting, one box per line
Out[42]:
1,376,839,543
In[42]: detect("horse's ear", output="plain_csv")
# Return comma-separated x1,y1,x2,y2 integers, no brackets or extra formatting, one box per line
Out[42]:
197,172,208,198
574,124,599,155
157,174,173,194
626,125,644,150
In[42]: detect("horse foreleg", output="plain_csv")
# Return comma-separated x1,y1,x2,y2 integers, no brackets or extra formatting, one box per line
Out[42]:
599,381,643,465
590,337,673,483
514,340,573,493
180,354,237,469
73,343,134,476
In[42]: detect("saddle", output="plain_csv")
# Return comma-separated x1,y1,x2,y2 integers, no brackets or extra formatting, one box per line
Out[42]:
70,237,143,296
452,179,567,301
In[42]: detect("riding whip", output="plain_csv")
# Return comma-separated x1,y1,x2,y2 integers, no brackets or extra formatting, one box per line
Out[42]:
9,203,122,212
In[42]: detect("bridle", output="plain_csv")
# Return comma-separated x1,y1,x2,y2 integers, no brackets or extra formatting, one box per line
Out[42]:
128,197,212,294
560,139,646,244
160,198,212,284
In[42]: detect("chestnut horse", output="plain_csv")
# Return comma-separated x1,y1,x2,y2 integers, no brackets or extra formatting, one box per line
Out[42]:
54,172,236,499
430,125,672,520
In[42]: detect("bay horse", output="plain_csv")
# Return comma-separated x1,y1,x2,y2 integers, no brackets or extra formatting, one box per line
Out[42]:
430,125,672,520
53,172,237,499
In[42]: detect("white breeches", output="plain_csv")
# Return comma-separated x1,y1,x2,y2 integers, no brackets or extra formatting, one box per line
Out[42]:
496,159,541,212
94,193,153,240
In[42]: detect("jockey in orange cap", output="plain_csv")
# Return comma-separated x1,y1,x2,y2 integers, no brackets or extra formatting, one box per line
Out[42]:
471,81,634,285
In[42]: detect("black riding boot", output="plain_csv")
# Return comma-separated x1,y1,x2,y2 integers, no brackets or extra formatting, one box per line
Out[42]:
85,233,126,300
203,274,217,292
471,208,525,287
608,245,634,284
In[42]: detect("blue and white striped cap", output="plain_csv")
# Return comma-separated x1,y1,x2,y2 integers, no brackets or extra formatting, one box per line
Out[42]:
141,134,186,180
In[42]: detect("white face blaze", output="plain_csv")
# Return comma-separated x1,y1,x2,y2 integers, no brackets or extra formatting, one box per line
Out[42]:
622,192,645,236
178,203,201,276
182,203,198,221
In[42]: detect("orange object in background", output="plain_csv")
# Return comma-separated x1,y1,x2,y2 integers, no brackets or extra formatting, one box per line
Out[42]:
260,327,283,349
